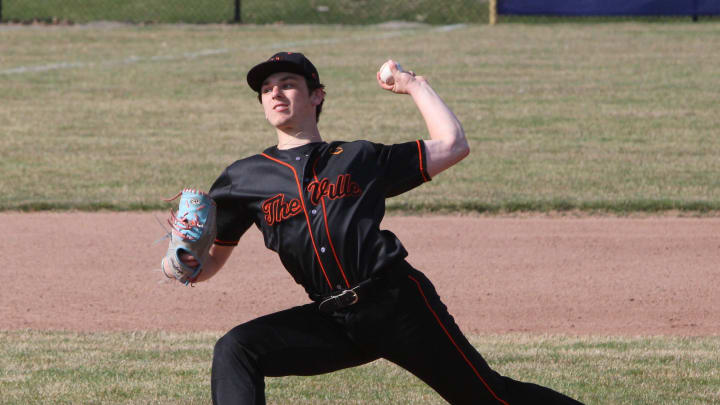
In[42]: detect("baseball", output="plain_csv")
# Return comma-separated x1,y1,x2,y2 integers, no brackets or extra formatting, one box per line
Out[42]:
380,61,403,85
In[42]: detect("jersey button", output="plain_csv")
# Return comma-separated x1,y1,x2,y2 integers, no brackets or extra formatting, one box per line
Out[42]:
295,156,301,161
320,247,326,253
311,209,318,215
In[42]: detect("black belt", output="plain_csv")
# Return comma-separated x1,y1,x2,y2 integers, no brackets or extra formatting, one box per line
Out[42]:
315,277,378,314
312,260,413,313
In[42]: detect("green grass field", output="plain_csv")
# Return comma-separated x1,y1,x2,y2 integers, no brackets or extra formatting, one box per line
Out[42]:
1,330,718,404
5,0,720,25
3,0,488,25
1,23,719,213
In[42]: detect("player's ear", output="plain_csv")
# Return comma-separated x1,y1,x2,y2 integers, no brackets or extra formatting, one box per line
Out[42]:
310,88,325,107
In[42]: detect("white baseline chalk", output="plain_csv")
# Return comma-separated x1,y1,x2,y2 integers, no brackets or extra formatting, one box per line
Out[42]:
0,24,467,76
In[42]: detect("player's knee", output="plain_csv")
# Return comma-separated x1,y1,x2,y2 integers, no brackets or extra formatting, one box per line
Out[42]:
213,325,261,364
212,330,266,401
213,334,234,359
213,332,263,381
214,332,244,359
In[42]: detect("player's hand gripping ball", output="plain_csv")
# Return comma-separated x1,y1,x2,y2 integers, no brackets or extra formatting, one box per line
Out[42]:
379,61,403,85
377,60,421,95
161,189,217,285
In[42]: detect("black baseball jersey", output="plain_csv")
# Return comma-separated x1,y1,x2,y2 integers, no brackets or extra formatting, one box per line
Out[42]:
208,140,431,297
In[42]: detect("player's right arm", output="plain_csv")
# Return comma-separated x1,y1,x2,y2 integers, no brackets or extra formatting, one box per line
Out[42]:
177,245,234,282
377,60,469,178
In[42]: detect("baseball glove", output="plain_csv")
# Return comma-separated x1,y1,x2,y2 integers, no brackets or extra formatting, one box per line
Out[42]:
161,188,217,285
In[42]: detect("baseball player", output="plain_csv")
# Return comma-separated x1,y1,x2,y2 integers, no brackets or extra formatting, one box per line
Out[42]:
165,52,583,404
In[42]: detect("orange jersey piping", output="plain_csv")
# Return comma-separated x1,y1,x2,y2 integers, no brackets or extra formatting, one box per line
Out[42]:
408,275,510,405
260,153,334,289
416,140,429,182
214,238,239,246
311,158,351,289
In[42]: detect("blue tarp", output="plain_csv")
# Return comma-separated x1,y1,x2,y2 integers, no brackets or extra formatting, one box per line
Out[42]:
498,0,720,16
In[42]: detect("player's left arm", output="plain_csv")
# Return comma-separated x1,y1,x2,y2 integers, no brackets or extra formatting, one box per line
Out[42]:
173,244,235,283
377,60,469,178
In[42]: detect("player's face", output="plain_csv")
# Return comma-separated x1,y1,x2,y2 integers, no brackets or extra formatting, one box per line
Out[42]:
260,72,318,130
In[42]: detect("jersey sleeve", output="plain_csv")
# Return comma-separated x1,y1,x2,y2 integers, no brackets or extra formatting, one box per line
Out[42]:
373,140,431,198
208,167,254,246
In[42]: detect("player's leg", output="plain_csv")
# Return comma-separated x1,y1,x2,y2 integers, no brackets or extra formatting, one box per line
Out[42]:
383,268,583,405
211,303,376,405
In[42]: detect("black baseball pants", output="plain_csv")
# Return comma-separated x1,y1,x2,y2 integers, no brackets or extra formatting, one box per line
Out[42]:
211,262,583,405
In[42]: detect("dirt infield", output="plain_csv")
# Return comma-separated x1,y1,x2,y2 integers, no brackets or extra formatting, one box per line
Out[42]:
3,212,718,336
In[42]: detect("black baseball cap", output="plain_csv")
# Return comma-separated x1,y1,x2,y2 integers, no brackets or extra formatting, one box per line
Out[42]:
247,52,320,92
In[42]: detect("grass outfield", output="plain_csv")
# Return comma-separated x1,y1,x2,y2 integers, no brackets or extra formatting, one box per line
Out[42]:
5,0,720,25
1,23,719,213
3,0,488,25
2,0,233,24
1,330,718,404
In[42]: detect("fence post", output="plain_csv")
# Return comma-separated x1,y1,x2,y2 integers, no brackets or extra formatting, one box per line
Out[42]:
489,0,497,25
234,0,241,23
0,0,3,22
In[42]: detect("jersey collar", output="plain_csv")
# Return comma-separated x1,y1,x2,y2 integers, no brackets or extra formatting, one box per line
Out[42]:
264,142,326,158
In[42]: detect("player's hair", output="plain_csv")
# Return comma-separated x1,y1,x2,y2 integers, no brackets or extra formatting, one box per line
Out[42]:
257,78,326,123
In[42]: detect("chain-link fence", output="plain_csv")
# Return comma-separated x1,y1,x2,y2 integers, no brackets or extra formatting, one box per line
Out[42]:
0,0,490,24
